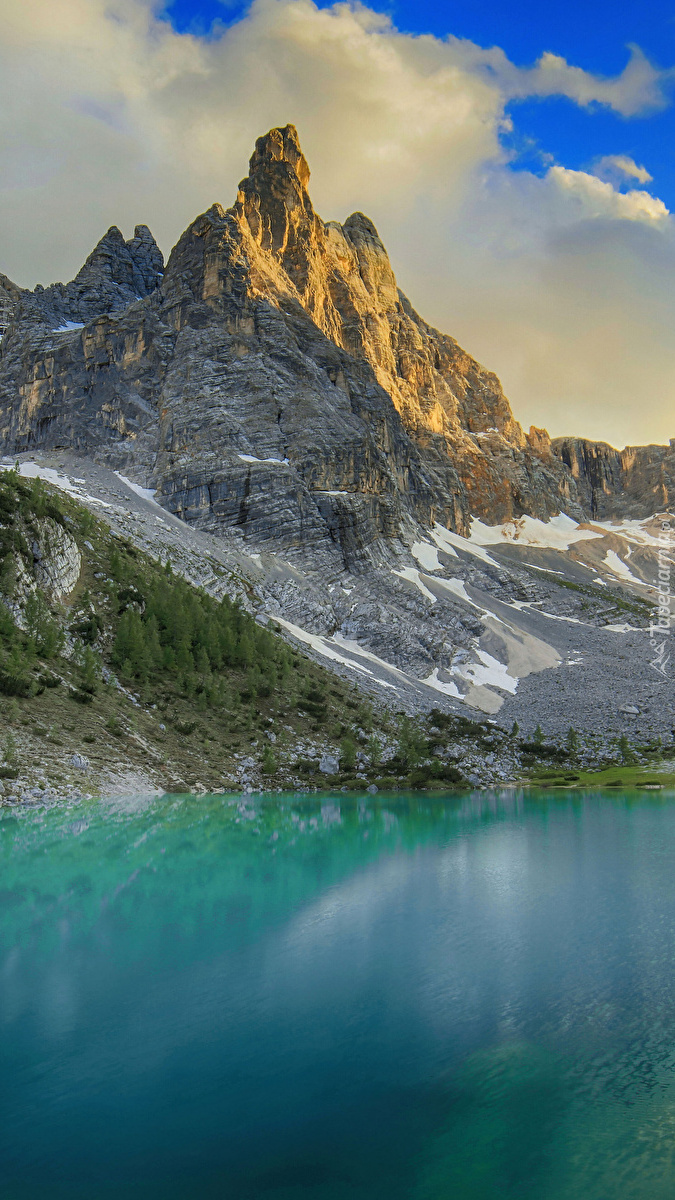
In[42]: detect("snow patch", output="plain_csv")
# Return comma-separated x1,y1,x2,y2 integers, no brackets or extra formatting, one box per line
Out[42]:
238,454,289,465
432,576,479,608
470,513,602,551
603,549,643,583
52,321,84,333
411,541,441,571
393,567,437,603
114,472,158,504
524,562,564,575
431,523,496,565
273,618,398,686
595,517,675,553
423,668,463,699
1,461,116,508
453,649,518,695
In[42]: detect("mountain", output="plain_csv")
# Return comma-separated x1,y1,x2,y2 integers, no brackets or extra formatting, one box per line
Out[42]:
0,126,672,739
553,437,675,519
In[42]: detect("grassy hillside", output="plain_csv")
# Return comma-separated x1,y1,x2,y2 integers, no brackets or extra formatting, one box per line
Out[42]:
0,468,391,791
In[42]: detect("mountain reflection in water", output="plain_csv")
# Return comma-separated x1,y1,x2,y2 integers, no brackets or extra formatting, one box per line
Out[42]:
2,788,675,1199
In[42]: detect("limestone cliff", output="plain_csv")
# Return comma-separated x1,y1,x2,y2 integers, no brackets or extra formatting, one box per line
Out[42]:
224,126,578,521
552,437,675,518
0,125,669,567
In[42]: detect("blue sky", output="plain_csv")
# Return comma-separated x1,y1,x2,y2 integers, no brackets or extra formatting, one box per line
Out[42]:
164,0,675,208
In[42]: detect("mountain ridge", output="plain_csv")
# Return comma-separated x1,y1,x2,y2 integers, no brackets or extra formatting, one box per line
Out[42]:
0,123,672,540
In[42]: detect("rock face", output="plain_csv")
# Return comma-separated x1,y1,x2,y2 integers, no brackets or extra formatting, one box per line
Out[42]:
18,225,164,330
33,517,82,599
0,274,20,341
0,124,671,573
2,510,81,624
552,437,675,518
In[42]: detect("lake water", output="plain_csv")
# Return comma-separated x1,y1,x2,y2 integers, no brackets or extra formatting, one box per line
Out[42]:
2,789,675,1198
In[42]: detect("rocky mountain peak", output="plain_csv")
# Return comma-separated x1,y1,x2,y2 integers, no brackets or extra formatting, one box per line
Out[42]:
12,222,165,330
74,223,164,299
156,125,588,525
233,124,320,288
247,123,311,189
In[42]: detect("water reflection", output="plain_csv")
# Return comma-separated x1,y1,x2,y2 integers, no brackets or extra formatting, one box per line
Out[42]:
1,789,675,1198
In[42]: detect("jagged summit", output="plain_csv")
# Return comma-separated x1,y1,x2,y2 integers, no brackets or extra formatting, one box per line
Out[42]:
14,222,164,330
0,122,671,554
158,124,569,522
74,224,164,299
247,123,311,189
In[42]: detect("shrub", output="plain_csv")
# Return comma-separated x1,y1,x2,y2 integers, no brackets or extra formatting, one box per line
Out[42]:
24,591,63,658
261,745,276,775
396,715,427,769
38,672,61,688
3,732,18,768
174,720,197,736
0,666,36,697
367,735,382,768
619,734,635,765
340,735,357,772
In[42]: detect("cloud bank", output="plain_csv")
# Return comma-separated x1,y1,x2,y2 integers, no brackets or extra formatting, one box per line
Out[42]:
0,0,673,446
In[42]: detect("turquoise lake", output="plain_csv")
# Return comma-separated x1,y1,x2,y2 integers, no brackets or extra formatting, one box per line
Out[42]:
2,789,675,1198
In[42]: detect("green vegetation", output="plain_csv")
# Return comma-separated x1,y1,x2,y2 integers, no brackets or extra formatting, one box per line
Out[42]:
0,470,475,793
519,562,653,621
526,764,675,791
619,733,636,765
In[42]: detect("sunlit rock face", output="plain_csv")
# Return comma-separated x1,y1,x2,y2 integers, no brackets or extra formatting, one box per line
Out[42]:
0,124,669,568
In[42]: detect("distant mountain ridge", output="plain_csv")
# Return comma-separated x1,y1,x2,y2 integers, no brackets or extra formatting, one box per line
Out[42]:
1,123,671,565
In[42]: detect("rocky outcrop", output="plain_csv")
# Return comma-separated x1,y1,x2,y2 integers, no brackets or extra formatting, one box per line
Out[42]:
33,517,81,598
2,512,81,628
552,437,675,518
17,225,164,330
0,274,19,341
0,123,671,572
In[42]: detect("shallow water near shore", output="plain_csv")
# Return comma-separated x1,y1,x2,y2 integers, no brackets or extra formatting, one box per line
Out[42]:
2,788,675,1198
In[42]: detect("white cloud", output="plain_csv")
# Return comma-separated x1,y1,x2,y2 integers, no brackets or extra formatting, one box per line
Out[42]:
503,45,670,117
439,41,671,118
593,154,653,185
0,0,673,446
548,166,668,223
